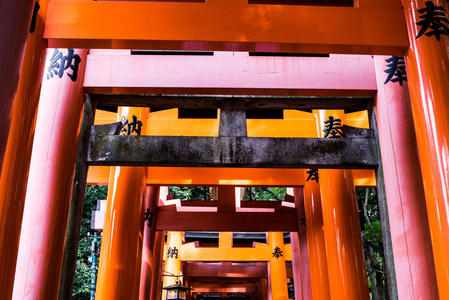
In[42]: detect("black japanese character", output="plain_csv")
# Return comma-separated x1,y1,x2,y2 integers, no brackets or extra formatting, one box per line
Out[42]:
384,56,407,86
120,115,143,136
416,1,449,41
306,169,319,183
272,246,283,259
144,208,153,228
300,212,306,227
167,247,179,259
323,116,343,138
46,48,81,82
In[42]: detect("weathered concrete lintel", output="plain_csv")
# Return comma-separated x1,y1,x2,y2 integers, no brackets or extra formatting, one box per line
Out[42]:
89,94,373,113
88,134,378,169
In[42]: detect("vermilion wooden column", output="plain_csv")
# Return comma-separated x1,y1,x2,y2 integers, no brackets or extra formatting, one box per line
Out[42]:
12,48,88,300
150,230,165,300
374,55,438,299
267,232,289,300
162,231,183,300
318,110,369,300
139,185,160,300
95,107,149,300
0,0,48,298
403,1,449,297
0,0,35,175
303,172,331,300
292,187,312,300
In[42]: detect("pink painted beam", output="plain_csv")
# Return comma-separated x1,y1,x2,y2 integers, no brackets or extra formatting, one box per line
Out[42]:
84,54,376,96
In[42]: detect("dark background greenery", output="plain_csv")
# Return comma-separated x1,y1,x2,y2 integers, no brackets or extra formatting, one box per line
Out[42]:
73,185,107,300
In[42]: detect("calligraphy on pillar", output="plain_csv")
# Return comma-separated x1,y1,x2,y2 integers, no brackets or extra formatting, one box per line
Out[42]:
384,56,407,86
416,1,449,41
272,247,283,259
306,169,319,183
167,247,179,259
46,49,81,82
144,208,153,228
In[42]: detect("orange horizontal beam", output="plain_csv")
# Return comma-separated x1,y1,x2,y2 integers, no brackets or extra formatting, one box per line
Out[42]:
45,0,408,54
87,166,376,187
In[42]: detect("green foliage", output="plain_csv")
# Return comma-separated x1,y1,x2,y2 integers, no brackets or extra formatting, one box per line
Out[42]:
73,185,107,300
365,220,382,245
243,187,286,201
169,186,211,200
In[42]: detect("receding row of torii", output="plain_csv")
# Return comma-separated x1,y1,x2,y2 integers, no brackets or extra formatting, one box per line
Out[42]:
1,0,449,299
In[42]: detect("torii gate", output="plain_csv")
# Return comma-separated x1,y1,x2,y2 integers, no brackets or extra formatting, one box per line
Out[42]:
0,0,448,299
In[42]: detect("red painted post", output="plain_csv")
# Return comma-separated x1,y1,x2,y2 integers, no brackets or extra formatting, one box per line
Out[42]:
150,230,165,300
0,0,35,175
318,110,370,300
0,0,48,297
95,107,149,300
293,187,312,300
374,55,439,299
139,185,160,300
12,48,88,300
403,1,449,297
303,173,331,300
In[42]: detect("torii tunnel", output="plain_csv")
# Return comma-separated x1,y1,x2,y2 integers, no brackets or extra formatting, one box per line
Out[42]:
0,0,448,299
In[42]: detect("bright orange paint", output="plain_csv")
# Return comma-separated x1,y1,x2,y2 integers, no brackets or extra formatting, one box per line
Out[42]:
267,232,289,300
44,0,408,54
95,107,149,300
318,110,369,300
403,0,449,297
0,0,35,178
303,171,331,300
0,0,48,297
139,186,160,300
162,231,183,300
12,49,88,300
150,230,165,300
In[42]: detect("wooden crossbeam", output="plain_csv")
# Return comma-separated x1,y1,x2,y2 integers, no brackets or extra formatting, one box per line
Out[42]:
87,135,378,169
89,95,373,112
156,211,298,232
186,262,267,278
44,0,408,54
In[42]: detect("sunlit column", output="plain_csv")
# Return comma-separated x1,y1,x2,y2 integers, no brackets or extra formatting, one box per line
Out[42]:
403,1,449,297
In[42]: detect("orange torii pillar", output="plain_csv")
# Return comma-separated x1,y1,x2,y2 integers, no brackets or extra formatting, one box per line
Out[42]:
267,232,289,300
0,0,48,297
0,0,35,176
403,0,449,297
318,110,370,300
303,170,331,300
12,48,88,300
162,231,184,300
95,107,149,300
292,188,312,300
151,230,166,300
374,55,438,299
139,185,160,300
